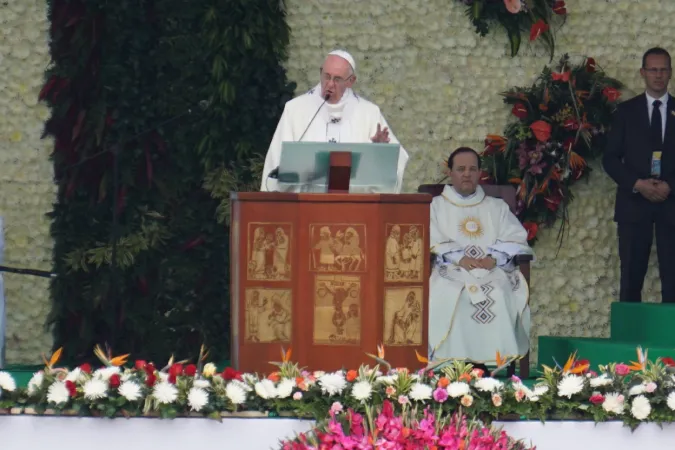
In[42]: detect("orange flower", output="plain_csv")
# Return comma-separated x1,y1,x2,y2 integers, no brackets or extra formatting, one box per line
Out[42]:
402,427,412,438
268,372,280,382
295,376,305,385
415,350,429,364
459,373,472,383
437,377,450,388
570,152,587,172
346,370,358,382
530,120,552,142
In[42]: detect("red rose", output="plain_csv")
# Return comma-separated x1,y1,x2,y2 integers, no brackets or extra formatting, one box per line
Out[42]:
135,360,147,370
169,363,184,378
585,57,596,73
65,380,77,397
184,364,197,377
79,363,92,374
144,363,156,375
589,394,604,405
168,374,177,384
109,374,121,388
511,103,528,120
602,87,621,102
222,367,243,381
145,373,157,387
552,1,566,15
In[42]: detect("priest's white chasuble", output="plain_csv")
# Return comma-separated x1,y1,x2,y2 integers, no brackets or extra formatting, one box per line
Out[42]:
429,185,533,364
261,84,409,193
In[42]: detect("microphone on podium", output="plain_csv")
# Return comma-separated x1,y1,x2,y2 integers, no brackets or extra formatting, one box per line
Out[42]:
268,92,331,181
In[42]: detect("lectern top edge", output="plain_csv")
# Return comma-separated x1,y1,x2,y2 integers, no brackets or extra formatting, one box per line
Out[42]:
230,192,433,204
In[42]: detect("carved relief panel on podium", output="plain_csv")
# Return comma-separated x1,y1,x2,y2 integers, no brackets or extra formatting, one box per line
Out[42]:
309,224,366,272
247,223,292,281
383,286,423,346
384,224,424,282
313,275,361,345
244,288,292,343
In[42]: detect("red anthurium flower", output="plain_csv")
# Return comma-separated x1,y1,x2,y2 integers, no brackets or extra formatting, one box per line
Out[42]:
662,357,675,367
564,118,580,130
511,103,528,119
552,1,567,15
551,71,571,82
530,120,552,142
479,170,494,185
530,19,549,41
563,137,576,153
603,87,621,102
523,222,538,241
586,57,597,73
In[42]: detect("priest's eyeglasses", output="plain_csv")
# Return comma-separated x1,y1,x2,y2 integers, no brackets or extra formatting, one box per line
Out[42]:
320,71,353,85
643,68,671,75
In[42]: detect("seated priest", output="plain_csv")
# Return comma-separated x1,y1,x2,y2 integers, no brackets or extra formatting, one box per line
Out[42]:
260,49,409,193
428,147,533,367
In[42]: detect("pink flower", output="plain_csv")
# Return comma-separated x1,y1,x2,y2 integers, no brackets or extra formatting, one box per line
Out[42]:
615,364,630,376
385,385,396,397
330,401,343,415
646,382,657,393
589,394,605,405
398,395,409,405
504,0,522,14
292,392,303,400
492,393,503,407
433,387,448,403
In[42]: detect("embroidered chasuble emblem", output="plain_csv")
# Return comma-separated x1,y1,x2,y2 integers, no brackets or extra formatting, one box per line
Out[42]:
472,283,496,324
458,217,483,239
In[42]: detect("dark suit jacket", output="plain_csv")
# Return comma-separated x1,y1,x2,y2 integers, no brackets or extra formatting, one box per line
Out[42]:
603,93,675,224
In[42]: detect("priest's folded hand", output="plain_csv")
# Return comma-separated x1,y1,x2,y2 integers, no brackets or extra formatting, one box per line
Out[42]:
458,256,481,271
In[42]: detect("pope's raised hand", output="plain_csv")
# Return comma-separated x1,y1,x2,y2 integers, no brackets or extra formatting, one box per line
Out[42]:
371,123,390,143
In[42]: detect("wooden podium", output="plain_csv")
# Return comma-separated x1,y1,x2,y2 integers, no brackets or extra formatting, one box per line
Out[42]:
230,168,431,373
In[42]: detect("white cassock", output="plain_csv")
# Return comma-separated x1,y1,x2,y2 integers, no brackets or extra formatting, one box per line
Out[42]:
428,185,534,364
261,83,409,193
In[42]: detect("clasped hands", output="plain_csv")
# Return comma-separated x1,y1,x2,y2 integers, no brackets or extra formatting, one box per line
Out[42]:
458,256,496,271
634,179,671,202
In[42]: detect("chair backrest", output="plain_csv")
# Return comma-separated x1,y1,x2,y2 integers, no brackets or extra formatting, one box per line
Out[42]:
417,184,518,214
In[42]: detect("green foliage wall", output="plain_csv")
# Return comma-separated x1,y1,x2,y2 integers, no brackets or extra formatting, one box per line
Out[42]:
42,0,295,364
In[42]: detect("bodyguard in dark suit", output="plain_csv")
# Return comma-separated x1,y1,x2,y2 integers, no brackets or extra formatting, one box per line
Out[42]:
604,47,675,303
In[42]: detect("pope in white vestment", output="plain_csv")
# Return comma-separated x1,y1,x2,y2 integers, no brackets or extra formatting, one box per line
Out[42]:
428,148,533,364
261,49,409,193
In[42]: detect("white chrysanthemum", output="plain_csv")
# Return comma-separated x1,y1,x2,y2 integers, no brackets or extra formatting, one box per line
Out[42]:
666,392,675,411
158,372,169,382
409,383,433,401
152,381,178,404
94,367,120,381
589,374,612,388
376,375,397,385
631,395,651,420
447,381,470,398
557,375,585,398
276,379,296,399
27,372,44,396
231,379,252,392
193,379,210,389
188,387,209,412
533,385,549,396
474,377,503,393
602,392,625,414
319,372,348,396
83,379,108,400
242,373,258,384
121,372,133,383
629,383,646,396
65,368,85,384
226,382,247,405
0,371,17,392
118,381,142,401
254,379,277,399
47,381,70,404
351,381,373,401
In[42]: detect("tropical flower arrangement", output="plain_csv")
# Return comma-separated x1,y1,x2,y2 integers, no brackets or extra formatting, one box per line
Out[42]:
1,345,675,433
280,400,534,450
481,54,623,243
456,0,567,59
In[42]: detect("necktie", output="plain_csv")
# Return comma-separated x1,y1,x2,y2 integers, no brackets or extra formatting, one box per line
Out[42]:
651,99,663,149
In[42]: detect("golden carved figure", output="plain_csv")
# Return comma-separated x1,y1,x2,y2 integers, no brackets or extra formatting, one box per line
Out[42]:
385,224,424,282
384,287,423,346
247,223,292,280
310,224,366,272
313,275,361,345
245,288,292,343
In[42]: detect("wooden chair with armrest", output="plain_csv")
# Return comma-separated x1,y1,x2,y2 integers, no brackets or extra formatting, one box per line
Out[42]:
418,183,533,378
